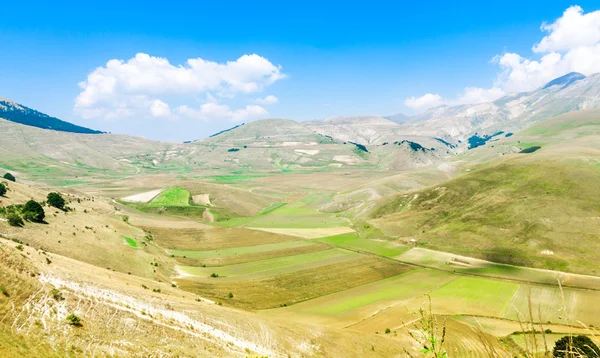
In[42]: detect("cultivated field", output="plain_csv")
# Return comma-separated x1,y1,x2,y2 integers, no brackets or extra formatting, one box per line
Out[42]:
4,110,600,356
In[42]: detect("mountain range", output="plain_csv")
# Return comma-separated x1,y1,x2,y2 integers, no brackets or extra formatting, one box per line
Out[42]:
0,72,599,178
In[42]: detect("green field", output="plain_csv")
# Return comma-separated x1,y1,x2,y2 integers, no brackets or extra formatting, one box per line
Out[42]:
247,193,349,228
124,237,138,248
284,269,452,316
179,249,360,280
148,187,191,207
317,233,409,257
168,240,316,259
429,276,519,316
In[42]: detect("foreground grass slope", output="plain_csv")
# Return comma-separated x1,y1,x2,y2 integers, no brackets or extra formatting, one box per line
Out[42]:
370,110,600,275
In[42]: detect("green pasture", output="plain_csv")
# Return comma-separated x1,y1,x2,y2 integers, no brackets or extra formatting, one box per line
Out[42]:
168,240,315,259
247,193,349,228
317,233,409,257
179,248,358,279
289,269,452,316
429,276,519,316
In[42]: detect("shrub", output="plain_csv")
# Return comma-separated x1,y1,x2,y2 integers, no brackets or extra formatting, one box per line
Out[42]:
50,288,64,301
519,146,542,154
47,192,66,210
7,213,24,227
0,183,6,196
227,292,233,299
0,286,8,297
66,314,82,327
210,273,219,278
3,173,15,182
553,335,600,357
385,328,391,334
23,200,45,222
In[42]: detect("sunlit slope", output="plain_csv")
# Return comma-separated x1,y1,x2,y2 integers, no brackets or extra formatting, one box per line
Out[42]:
191,118,447,171
0,118,181,182
369,110,600,275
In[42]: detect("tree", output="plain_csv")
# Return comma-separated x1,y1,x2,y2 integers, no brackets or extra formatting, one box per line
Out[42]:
47,192,66,210
553,335,600,357
3,173,15,182
23,200,45,223
0,183,6,196
7,213,23,227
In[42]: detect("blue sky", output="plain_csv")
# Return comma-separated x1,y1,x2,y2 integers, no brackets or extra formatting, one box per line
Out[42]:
1,1,599,141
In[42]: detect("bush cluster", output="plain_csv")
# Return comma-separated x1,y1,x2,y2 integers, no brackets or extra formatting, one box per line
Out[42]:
3,173,15,182
47,192,66,210
1,200,45,226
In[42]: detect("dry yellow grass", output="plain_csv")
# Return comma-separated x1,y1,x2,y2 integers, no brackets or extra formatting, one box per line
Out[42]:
149,226,299,250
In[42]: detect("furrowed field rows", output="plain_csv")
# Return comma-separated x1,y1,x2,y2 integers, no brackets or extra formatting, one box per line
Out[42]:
176,256,412,310
149,227,299,250
316,233,410,257
178,248,360,280
246,193,350,229
267,269,453,327
174,243,330,267
167,240,315,259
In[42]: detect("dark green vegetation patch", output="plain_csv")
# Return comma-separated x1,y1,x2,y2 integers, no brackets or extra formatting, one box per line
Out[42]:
519,146,541,153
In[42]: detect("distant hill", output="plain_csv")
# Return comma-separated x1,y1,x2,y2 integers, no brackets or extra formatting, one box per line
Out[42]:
542,71,585,89
384,113,411,124
368,109,600,275
0,97,103,134
398,72,600,143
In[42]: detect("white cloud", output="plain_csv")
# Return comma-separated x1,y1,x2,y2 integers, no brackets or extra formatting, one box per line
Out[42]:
495,6,600,92
456,87,505,105
255,95,279,105
533,6,600,53
74,53,284,120
176,101,268,122
150,99,171,118
405,87,505,111
404,93,443,111
406,6,600,111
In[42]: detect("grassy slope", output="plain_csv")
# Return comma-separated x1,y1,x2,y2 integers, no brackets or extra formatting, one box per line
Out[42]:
370,111,600,275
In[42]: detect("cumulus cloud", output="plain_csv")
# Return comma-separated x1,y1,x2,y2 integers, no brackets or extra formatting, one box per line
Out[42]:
404,93,443,111
533,6,600,53
150,99,171,118
405,87,505,111
492,6,600,93
255,95,279,105
405,6,600,111
176,102,268,122
74,53,284,120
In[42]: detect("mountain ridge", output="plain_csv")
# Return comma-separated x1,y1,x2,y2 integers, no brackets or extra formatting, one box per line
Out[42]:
0,97,103,134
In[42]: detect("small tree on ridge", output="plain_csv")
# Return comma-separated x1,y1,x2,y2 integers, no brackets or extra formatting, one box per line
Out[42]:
23,200,45,223
3,173,15,182
47,192,66,210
